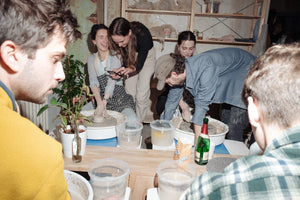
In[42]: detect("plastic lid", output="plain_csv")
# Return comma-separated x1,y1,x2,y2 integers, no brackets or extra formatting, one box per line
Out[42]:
150,120,173,129
125,121,143,130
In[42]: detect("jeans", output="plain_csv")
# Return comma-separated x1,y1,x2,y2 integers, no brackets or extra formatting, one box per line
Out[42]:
221,104,250,142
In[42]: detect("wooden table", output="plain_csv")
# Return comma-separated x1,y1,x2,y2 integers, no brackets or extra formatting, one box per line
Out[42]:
64,145,241,200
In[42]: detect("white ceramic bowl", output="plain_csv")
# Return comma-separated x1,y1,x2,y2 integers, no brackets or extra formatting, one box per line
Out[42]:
80,110,126,140
64,170,93,200
172,117,228,146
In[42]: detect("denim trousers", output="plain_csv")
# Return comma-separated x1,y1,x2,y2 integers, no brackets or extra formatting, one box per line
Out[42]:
221,103,250,142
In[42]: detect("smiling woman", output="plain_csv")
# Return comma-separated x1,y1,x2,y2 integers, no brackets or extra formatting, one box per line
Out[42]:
86,23,138,123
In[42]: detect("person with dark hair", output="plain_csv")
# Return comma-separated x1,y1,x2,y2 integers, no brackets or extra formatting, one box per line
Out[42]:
108,17,156,122
0,0,81,199
87,24,138,122
156,31,196,121
155,47,256,143
182,43,300,200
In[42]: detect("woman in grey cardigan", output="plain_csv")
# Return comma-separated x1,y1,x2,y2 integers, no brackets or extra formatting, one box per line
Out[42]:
87,24,138,122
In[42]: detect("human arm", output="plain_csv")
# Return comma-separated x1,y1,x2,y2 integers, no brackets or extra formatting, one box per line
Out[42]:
91,85,107,116
112,45,148,77
188,57,217,125
133,22,153,72
105,55,120,97
112,66,135,78
87,54,100,90
186,59,218,145
87,55,107,115
35,160,71,200
161,87,184,120
179,97,191,122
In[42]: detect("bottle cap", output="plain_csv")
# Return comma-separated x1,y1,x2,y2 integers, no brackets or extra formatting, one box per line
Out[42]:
203,117,209,124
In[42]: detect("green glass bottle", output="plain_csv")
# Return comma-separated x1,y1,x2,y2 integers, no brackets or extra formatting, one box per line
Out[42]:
195,117,210,165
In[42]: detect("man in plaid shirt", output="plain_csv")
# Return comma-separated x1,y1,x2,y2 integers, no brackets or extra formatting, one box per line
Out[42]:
182,43,300,200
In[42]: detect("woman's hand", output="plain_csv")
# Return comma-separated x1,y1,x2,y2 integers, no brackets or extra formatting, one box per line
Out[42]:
110,66,136,79
109,67,123,79
94,102,106,117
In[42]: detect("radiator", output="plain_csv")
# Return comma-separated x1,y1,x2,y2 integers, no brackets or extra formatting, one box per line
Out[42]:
17,101,49,133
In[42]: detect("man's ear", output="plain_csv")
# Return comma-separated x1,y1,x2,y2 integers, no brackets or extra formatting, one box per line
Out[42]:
0,40,21,73
247,96,260,128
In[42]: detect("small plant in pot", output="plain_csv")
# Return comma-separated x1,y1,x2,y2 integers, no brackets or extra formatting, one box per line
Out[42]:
38,55,93,163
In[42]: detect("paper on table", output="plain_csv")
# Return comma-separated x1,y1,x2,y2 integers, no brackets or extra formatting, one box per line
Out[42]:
147,188,159,200
124,187,131,200
152,140,176,151
223,140,250,155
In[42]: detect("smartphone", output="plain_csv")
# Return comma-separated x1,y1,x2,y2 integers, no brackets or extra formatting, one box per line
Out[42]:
107,70,122,76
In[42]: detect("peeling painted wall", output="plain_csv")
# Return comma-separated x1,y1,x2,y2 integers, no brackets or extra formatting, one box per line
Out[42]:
66,0,260,61
125,0,259,57
67,0,121,63
67,0,96,63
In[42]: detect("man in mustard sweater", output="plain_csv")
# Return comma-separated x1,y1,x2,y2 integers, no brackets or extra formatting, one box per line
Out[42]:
0,0,81,199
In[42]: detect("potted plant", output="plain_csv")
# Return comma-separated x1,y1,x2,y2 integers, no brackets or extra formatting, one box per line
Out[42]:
38,55,93,163
193,29,203,40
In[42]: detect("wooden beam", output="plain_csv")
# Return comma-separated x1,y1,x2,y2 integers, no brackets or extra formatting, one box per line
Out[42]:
97,0,105,24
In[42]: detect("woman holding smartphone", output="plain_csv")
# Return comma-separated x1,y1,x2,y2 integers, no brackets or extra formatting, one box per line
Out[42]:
108,17,156,122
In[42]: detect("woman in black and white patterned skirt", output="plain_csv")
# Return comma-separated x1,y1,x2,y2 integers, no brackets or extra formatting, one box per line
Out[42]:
87,24,138,122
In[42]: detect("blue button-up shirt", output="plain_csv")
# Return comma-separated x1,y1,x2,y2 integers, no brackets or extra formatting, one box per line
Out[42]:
162,48,256,125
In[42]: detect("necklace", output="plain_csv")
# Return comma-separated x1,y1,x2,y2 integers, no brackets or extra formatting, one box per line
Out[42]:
94,51,109,74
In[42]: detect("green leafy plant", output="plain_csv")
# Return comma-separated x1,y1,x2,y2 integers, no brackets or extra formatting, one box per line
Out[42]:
37,55,93,133
193,29,200,36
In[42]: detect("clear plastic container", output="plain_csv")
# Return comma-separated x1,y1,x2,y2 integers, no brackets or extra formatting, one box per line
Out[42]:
88,158,129,200
157,160,198,200
116,121,143,149
150,120,175,146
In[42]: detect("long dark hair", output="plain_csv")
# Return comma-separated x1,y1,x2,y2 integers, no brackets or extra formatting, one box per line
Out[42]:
90,24,108,40
175,31,196,55
169,53,186,76
108,17,137,68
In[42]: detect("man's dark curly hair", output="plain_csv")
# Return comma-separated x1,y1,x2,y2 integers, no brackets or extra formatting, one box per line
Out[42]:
166,53,186,78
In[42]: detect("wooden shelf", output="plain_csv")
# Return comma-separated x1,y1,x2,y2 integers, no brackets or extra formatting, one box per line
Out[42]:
153,37,255,46
194,13,261,19
122,0,269,50
125,8,192,16
125,9,260,19
152,37,177,42
196,39,255,46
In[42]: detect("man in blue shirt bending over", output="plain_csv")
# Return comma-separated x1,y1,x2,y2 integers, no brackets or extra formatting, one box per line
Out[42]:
155,47,256,144
181,43,300,199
